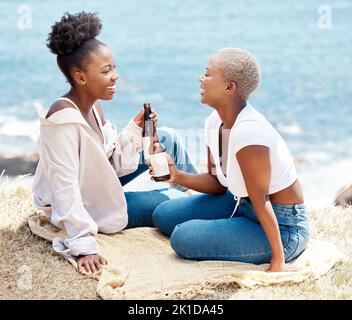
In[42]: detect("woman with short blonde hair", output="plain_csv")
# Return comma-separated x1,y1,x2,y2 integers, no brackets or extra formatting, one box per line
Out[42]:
152,48,309,272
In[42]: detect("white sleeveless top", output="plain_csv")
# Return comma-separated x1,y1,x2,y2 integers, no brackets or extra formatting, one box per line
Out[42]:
204,103,298,200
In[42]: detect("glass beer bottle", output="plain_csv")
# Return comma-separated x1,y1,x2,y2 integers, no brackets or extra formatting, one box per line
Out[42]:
142,103,156,165
150,141,171,182
142,103,170,181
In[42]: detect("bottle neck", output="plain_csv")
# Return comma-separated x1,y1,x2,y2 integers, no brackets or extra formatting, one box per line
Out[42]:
152,142,166,154
143,119,156,136
143,104,155,136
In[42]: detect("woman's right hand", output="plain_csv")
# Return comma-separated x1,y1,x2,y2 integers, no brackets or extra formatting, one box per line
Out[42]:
77,254,107,274
133,107,158,128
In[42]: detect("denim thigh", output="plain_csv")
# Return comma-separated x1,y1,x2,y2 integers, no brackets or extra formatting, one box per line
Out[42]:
125,188,186,229
168,197,310,264
239,199,310,262
152,190,238,237
170,216,273,264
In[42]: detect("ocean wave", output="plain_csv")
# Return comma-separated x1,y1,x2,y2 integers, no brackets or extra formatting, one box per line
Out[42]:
276,122,302,135
0,119,39,140
299,159,352,209
300,151,333,163
0,101,44,142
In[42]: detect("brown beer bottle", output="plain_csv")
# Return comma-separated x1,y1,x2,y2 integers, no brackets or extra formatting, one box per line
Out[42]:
142,103,155,165
142,103,171,181
150,141,171,182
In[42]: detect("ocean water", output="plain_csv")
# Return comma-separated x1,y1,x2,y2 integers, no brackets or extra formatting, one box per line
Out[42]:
0,0,351,207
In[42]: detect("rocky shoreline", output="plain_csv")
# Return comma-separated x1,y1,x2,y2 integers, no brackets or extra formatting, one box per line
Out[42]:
334,184,352,207
0,152,39,176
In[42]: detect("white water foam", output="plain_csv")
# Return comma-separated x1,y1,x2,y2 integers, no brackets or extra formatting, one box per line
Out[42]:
276,122,302,135
0,101,45,152
299,159,352,210
0,118,39,141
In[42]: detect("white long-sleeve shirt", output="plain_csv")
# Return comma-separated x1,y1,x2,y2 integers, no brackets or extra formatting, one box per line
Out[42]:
32,99,143,258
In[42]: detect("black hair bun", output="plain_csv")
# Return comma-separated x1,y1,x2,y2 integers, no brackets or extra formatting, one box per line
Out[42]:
47,11,102,55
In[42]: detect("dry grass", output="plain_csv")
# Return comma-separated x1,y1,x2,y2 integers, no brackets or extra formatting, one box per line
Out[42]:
0,183,351,300
0,184,98,300
227,206,352,300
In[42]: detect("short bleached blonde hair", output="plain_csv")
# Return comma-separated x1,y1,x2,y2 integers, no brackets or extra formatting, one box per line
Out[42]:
216,48,261,101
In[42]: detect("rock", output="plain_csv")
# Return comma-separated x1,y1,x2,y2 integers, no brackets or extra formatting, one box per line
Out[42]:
334,184,352,208
0,152,39,176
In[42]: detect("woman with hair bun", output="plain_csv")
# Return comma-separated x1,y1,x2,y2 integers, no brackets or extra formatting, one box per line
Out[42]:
32,12,198,274
152,48,310,272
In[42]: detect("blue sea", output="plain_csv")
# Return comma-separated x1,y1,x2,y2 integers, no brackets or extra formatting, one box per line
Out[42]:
0,0,351,207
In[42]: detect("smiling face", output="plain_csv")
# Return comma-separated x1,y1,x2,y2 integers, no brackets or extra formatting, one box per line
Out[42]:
71,45,119,100
198,54,231,107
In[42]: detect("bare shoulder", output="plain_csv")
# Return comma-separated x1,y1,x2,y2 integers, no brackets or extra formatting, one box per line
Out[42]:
45,100,77,119
94,101,106,125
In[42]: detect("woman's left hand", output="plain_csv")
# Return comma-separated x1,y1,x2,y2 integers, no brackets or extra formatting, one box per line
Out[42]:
267,257,286,272
133,107,158,128
267,256,301,272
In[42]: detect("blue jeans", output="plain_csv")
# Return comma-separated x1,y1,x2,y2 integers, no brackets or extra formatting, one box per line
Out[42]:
152,190,310,264
120,127,198,229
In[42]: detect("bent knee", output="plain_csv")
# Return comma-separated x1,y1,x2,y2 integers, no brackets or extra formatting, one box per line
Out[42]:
152,202,174,237
170,221,199,259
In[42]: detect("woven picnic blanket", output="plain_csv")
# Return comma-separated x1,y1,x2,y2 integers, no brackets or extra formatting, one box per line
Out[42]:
28,214,344,300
